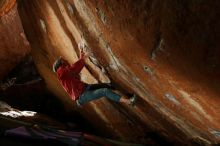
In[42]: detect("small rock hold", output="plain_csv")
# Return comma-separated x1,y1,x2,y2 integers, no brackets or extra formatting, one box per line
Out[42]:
164,93,180,105
143,66,154,76
39,19,46,33
96,8,107,25
66,2,74,14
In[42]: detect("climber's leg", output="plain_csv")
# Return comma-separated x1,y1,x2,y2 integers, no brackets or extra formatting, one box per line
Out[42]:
77,88,120,105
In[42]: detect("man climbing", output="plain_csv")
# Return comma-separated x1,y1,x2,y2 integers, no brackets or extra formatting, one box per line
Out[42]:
53,50,136,107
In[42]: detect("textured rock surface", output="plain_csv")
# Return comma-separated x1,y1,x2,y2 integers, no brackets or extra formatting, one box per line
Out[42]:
0,0,30,79
4,0,219,145
0,0,16,17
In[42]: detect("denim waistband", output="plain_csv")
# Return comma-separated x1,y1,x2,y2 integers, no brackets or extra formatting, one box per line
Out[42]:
84,84,91,91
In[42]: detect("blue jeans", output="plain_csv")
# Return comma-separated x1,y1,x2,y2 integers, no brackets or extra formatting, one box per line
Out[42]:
77,84,121,106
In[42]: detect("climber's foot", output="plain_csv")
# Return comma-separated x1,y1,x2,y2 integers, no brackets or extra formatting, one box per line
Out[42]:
129,94,137,107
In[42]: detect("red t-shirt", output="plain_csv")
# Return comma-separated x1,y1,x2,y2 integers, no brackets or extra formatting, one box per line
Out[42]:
57,58,86,101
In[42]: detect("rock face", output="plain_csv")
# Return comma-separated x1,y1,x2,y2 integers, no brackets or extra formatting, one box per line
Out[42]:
6,0,219,145
0,0,30,79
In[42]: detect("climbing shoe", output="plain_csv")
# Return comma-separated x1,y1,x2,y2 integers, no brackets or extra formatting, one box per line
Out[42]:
129,94,137,106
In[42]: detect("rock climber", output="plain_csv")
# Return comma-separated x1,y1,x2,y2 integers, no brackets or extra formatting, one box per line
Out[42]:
53,50,136,107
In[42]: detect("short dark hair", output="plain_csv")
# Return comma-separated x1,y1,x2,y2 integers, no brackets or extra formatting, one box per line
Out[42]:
53,58,62,72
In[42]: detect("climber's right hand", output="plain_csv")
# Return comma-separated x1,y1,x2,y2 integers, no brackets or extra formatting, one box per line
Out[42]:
80,49,89,59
